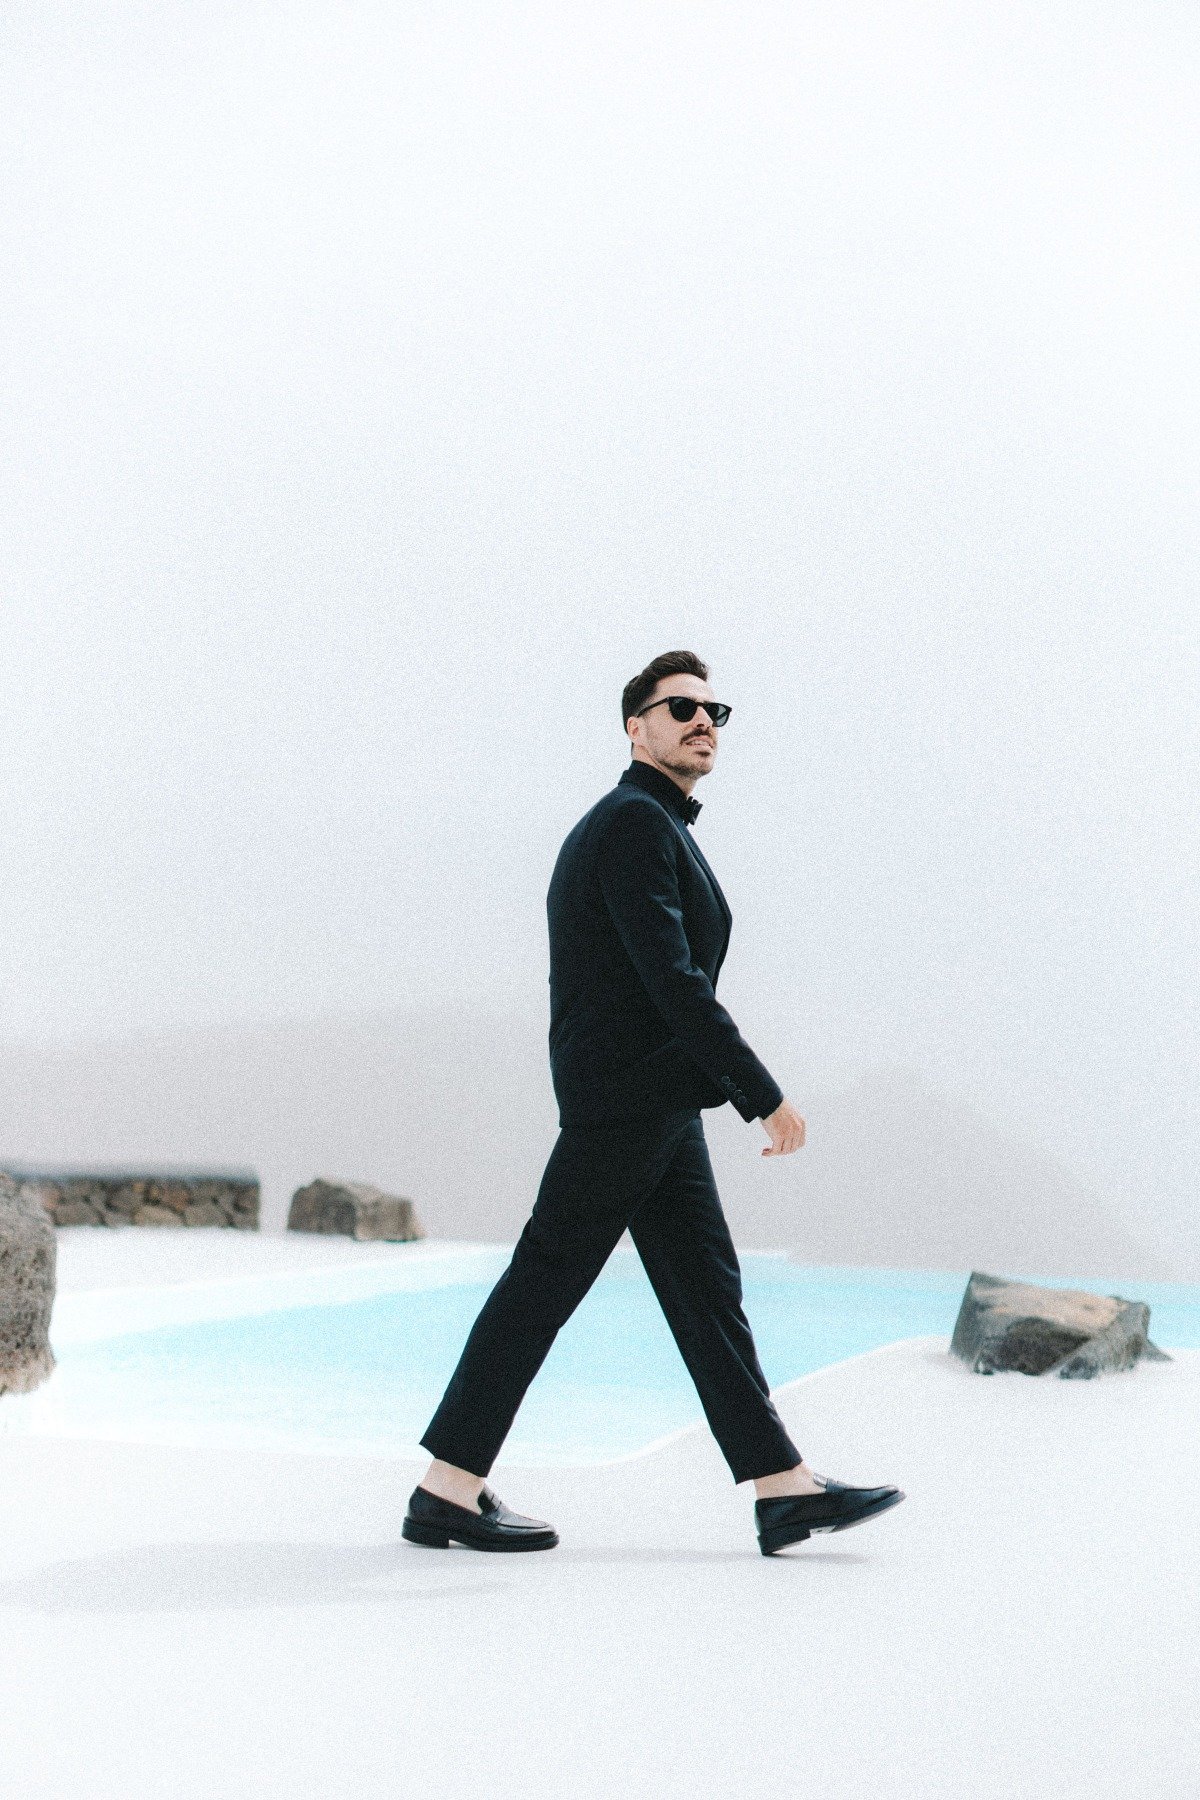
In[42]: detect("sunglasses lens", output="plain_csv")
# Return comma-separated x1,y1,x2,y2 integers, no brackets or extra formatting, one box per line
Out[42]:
664,697,731,726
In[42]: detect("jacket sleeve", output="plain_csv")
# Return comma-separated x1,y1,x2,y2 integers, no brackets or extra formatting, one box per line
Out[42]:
595,800,784,1123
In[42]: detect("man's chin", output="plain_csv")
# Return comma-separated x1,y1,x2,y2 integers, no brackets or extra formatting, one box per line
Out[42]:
664,750,714,779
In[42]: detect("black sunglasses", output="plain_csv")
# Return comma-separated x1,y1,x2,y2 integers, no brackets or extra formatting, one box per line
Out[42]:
636,696,732,727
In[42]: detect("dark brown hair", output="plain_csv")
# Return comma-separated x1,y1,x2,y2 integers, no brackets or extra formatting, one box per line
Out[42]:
621,650,710,731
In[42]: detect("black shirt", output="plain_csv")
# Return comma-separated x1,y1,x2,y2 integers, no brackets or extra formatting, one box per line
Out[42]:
617,758,704,828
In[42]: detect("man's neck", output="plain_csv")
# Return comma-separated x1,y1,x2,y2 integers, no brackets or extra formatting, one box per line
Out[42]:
630,749,697,796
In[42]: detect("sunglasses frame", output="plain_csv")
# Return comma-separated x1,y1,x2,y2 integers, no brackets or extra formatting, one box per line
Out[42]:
635,696,732,728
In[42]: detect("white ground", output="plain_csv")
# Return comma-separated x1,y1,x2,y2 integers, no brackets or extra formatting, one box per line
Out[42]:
1,1233,1197,1799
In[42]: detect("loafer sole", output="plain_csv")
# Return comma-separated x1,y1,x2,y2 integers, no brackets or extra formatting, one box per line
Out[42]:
402,1515,559,1552
758,1487,905,1556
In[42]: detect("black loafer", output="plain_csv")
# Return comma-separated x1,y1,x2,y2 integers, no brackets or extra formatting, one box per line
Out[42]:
756,1474,905,1556
402,1483,560,1552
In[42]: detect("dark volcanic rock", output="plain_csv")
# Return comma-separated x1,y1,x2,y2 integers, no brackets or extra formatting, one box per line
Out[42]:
288,1178,425,1242
950,1269,1171,1378
0,1172,57,1394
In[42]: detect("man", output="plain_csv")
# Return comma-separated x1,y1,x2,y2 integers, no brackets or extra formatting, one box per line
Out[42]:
404,650,904,1557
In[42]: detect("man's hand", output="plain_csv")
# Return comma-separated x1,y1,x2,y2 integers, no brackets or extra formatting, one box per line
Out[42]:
760,1098,806,1157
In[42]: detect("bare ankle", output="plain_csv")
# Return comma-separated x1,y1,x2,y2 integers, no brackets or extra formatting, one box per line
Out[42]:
753,1461,824,1500
421,1459,486,1508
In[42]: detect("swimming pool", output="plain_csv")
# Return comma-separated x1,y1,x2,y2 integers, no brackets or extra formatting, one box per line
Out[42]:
20,1248,1200,1464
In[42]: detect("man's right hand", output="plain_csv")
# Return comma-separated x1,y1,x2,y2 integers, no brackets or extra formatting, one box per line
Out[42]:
760,1098,806,1157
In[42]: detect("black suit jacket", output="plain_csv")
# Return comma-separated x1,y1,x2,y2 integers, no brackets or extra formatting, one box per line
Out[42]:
546,759,784,1129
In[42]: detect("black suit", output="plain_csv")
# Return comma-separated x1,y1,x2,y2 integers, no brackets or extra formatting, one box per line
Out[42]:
419,759,801,1484
547,760,785,1128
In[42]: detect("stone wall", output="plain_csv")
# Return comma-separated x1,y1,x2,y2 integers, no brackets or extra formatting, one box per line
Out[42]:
1,1166,260,1230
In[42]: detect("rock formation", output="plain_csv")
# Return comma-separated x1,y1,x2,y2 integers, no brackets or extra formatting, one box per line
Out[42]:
0,1172,57,1394
288,1178,425,1242
950,1269,1171,1377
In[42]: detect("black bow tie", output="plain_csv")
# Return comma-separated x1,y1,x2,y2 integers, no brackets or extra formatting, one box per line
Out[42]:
682,795,702,826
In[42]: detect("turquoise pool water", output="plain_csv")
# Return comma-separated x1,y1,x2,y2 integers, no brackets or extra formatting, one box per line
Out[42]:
44,1253,1200,1464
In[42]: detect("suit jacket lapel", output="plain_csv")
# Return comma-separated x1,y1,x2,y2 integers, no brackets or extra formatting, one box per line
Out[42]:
667,816,733,933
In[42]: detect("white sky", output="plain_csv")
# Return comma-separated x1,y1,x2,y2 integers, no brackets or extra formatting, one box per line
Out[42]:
1,1,1197,1249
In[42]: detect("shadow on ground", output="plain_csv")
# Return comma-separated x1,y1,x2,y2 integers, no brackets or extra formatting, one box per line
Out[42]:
0,1537,871,1613
0,1542,502,1614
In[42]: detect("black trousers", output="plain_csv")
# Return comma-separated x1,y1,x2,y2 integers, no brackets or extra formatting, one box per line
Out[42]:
419,1108,802,1484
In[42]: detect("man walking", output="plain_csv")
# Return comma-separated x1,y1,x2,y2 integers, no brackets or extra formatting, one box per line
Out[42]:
403,651,904,1556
